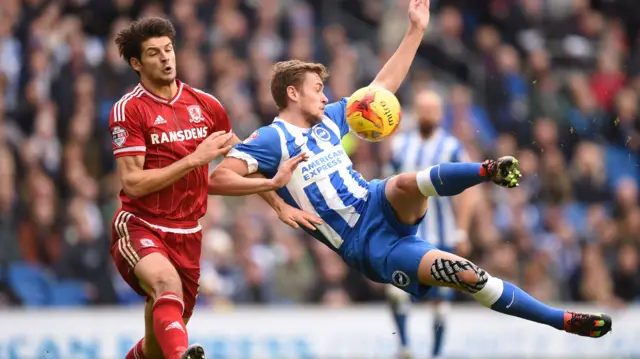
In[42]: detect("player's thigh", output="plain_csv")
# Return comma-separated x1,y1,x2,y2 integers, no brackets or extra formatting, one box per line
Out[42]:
417,249,488,294
384,173,429,226
135,252,184,299
383,235,437,299
143,299,192,359
111,211,183,299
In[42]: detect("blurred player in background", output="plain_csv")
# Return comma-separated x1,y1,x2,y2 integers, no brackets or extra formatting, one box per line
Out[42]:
384,90,477,359
209,0,612,344
109,17,315,359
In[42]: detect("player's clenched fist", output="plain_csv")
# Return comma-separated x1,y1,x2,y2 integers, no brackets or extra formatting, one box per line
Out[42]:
189,130,234,166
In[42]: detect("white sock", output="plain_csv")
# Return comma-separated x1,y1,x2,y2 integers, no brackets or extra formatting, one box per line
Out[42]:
416,166,440,197
471,275,504,308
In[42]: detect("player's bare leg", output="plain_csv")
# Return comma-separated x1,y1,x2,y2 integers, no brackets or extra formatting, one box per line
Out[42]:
384,157,520,226
415,249,612,338
125,253,204,359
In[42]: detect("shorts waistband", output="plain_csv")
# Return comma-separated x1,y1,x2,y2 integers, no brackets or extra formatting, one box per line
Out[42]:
116,210,202,234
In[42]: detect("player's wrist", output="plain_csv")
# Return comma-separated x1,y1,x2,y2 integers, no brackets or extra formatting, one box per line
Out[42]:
266,178,283,191
406,23,425,37
186,153,203,168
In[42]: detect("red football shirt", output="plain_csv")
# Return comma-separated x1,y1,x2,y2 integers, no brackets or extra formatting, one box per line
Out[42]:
109,79,231,230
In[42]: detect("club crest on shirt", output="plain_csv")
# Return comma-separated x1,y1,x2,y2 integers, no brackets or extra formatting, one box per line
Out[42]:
392,270,410,287
188,105,205,123
112,126,128,147
313,126,331,142
243,130,259,144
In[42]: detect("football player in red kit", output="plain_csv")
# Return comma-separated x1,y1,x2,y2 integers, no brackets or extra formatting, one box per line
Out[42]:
109,17,319,359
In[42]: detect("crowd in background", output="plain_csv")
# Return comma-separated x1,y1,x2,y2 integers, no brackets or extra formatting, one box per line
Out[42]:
1,0,640,308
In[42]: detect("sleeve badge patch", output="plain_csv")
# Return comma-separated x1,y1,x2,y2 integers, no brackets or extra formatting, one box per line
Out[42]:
243,130,259,144
112,126,129,147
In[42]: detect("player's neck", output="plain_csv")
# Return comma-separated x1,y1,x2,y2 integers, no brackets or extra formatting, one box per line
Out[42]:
278,109,313,129
141,78,178,101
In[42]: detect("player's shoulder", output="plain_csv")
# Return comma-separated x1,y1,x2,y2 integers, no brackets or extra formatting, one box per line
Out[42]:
112,85,146,108
248,124,282,143
234,125,283,156
183,83,224,108
110,84,147,123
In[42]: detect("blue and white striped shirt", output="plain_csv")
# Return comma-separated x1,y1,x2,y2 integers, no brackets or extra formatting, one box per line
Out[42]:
227,98,369,251
386,128,468,251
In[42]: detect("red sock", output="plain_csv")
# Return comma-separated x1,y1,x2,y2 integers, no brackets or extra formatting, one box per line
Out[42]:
152,292,188,359
125,338,146,359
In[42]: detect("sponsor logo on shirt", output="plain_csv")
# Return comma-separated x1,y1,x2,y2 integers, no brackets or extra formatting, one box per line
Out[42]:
150,127,209,144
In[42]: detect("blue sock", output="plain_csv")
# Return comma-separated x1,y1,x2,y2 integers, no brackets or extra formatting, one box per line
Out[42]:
394,311,408,348
388,298,409,348
487,280,565,330
432,317,445,357
416,163,487,197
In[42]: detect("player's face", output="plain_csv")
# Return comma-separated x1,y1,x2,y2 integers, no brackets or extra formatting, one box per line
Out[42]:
137,36,176,86
299,72,328,125
414,91,442,135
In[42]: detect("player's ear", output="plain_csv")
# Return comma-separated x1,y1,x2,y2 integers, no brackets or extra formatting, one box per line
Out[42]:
286,85,299,103
130,57,142,73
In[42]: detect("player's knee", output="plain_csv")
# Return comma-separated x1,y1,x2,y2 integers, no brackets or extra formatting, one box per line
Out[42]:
429,257,489,294
147,274,182,299
135,253,183,299
393,173,419,195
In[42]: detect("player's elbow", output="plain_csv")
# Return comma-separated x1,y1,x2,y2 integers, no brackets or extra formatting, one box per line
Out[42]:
121,177,144,199
207,169,227,195
369,80,396,94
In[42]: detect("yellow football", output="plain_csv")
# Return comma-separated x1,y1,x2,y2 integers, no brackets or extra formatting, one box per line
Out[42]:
345,86,402,142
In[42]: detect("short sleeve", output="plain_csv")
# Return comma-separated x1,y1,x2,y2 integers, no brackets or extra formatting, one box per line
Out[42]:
226,126,282,175
194,89,232,133
324,97,350,138
109,100,146,158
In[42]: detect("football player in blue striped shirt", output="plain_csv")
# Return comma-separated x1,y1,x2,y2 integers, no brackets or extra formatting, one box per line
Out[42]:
209,0,612,345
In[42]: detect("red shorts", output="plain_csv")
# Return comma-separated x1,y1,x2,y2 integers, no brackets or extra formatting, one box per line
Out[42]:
110,209,202,319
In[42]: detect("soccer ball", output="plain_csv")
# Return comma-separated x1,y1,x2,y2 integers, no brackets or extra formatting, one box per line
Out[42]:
345,86,402,142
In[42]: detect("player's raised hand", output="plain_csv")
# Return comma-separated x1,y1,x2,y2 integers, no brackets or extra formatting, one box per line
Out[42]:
408,0,430,32
277,204,323,231
269,152,309,189
190,130,234,166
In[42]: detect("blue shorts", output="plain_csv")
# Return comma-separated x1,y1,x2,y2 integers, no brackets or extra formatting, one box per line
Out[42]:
344,178,437,299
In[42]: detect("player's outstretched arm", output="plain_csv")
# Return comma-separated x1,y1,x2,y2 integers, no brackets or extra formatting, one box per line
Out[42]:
369,0,430,94
208,153,308,196
117,131,233,198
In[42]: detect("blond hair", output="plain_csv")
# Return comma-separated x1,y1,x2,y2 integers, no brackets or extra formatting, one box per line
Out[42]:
270,60,328,110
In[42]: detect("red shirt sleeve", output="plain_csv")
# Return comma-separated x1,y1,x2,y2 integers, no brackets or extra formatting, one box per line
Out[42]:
195,89,232,133
109,98,147,159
